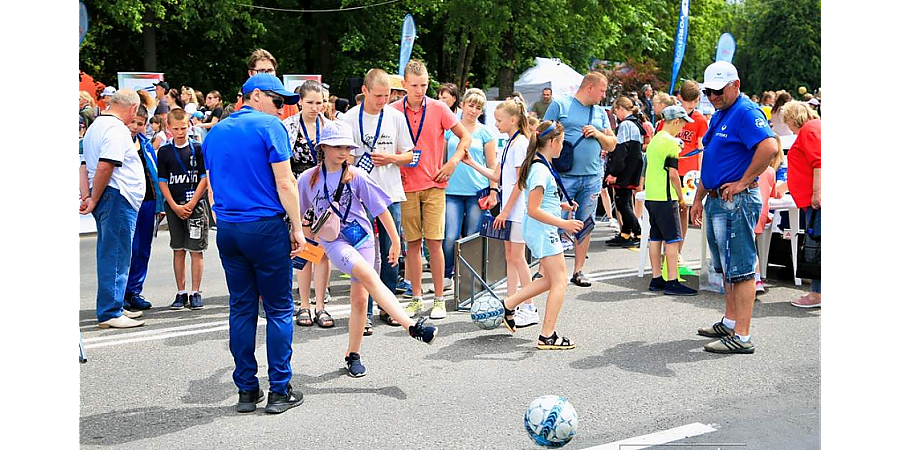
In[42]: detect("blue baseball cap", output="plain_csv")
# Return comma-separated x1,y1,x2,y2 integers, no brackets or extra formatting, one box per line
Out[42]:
241,74,300,105
661,105,694,123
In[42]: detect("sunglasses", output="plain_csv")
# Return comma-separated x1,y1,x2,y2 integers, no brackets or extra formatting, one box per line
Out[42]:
265,91,285,109
703,81,733,97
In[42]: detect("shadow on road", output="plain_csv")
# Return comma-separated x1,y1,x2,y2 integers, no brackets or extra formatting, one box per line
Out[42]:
569,338,726,377
425,333,534,363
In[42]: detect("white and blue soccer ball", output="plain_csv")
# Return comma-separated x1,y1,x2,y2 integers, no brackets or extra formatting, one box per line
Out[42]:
470,295,504,330
524,395,578,448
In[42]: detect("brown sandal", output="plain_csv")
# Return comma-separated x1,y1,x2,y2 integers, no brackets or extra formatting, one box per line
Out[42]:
295,308,313,327
379,310,401,327
314,309,335,328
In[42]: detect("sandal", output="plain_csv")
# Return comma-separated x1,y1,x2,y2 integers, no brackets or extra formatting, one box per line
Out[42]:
364,317,374,336
537,332,575,350
501,300,517,333
314,309,335,328
295,308,313,327
379,310,401,327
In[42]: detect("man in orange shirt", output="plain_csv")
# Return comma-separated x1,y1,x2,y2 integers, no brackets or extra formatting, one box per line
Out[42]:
391,59,472,320
232,49,299,121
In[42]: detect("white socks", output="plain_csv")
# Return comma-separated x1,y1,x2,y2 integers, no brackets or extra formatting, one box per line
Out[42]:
177,290,187,295
722,317,737,329
736,334,751,343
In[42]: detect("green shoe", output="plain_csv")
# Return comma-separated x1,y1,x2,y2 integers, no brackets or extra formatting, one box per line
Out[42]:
704,335,755,354
404,297,423,318
429,298,447,319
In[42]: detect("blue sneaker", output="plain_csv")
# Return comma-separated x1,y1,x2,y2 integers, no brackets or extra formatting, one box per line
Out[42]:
170,293,188,310
189,292,204,309
408,317,438,344
345,352,367,377
126,293,152,310
396,279,412,297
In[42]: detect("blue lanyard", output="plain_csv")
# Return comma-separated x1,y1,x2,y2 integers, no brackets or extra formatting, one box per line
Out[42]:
300,115,321,164
403,96,426,146
172,142,196,175
500,131,521,174
134,135,158,171
534,153,574,206
321,165,352,224
359,100,384,152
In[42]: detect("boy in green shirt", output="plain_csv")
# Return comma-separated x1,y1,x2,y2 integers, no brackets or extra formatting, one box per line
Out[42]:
644,106,697,296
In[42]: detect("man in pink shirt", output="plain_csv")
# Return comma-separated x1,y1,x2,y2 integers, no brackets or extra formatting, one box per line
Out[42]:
392,59,472,320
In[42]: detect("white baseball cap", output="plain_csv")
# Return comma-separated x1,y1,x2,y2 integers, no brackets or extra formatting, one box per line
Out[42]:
101,86,118,97
702,61,739,91
315,120,359,151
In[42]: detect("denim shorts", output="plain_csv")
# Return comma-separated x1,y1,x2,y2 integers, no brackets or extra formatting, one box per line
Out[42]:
705,188,762,283
559,174,603,223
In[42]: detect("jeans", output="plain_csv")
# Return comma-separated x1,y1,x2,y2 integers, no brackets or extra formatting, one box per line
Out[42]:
443,194,484,279
368,202,402,317
126,199,157,295
92,188,139,323
805,206,822,293
614,188,640,236
705,188,762,283
216,216,294,395
559,174,603,223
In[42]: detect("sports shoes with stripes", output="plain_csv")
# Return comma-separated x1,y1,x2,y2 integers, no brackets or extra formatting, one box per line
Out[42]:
704,335,755,354
697,318,735,338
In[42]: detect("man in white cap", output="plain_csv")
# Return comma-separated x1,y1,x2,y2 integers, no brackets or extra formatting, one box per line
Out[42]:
690,61,778,354
202,73,306,414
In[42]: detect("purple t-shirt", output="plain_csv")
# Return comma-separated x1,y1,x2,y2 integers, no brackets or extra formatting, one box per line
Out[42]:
297,164,392,248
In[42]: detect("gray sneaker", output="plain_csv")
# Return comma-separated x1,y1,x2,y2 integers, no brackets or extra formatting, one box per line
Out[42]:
697,318,735,338
704,335,755,354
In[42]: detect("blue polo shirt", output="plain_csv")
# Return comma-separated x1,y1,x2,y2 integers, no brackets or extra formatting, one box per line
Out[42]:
202,106,292,223
542,95,610,177
700,95,775,191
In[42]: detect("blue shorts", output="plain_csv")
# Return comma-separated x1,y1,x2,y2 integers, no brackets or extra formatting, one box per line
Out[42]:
524,217,563,259
559,174,603,223
704,188,762,283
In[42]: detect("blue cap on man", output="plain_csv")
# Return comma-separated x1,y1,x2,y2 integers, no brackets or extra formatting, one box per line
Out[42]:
241,74,300,105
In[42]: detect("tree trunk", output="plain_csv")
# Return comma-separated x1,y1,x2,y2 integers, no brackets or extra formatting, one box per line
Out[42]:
460,39,477,89
454,31,468,87
142,26,157,72
497,29,516,99
438,19,450,82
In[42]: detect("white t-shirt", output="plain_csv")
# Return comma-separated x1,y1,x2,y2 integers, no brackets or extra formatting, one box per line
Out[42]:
342,105,414,203
184,102,198,115
82,115,146,210
500,133,528,223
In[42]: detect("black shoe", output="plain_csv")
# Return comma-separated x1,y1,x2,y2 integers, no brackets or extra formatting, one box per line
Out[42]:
345,352,367,378
170,293,188,310
188,292,204,309
408,317,438,344
664,280,698,296
126,293,152,310
605,234,632,247
627,236,641,247
264,384,304,414
236,388,265,413
570,271,592,287
649,276,666,291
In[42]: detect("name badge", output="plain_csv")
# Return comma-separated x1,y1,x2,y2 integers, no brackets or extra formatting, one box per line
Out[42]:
341,220,370,249
406,149,422,167
479,214,511,241
573,216,595,244
357,152,375,173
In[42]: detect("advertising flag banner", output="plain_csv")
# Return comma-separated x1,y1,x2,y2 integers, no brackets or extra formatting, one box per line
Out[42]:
669,0,691,95
398,14,417,76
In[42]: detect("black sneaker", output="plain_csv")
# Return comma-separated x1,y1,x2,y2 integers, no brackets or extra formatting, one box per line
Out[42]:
170,293,188,310
236,388,265,413
605,234,633,247
264,384,304,414
345,352,367,378
128,293,152,310
189,292,204,309
627,236,641,247
664,280,698,296
408,317,438,344
649,276,666,291
570,271,591,287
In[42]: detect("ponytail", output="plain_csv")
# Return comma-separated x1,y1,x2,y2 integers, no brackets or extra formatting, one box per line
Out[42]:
497,99,531,139
516,120,564,191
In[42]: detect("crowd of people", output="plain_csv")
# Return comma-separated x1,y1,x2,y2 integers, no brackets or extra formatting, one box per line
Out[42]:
79,49,821,414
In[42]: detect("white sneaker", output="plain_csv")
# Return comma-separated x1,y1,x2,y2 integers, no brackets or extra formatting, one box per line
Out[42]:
561,239,574,252
122,309,143,319
429,298,447,319
514,306,540,328
98,315,145,329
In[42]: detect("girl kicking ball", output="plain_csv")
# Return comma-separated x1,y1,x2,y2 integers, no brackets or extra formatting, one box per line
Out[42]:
297,121,437,377
499,120,583,350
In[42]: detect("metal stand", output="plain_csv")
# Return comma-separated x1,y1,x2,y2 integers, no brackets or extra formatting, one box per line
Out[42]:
79,331,87,363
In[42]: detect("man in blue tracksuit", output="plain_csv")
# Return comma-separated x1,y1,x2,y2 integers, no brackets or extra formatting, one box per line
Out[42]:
124,106,166,311
202,74,306,414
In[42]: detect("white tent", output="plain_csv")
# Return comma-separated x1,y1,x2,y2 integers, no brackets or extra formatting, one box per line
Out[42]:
485,57,585,106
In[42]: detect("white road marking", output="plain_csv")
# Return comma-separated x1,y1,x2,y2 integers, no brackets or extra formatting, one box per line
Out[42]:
579,422,718,449
81,262,702,349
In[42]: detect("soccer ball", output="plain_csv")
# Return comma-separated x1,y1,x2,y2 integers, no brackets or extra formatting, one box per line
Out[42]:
470,295,504,330
524,395,578,448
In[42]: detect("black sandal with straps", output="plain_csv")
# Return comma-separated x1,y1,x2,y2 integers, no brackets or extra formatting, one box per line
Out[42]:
537,332,575,350
501,300,517,333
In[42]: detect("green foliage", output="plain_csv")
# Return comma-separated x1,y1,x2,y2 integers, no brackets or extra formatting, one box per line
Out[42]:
78,0,820,103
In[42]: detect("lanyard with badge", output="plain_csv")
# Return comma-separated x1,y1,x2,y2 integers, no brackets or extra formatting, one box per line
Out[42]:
300,115,321,165
173,142,198,203
321,166,369,248
403,96,425,167
356,99,382,174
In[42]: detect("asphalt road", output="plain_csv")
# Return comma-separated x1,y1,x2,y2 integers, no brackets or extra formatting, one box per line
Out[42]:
79,221,820,449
